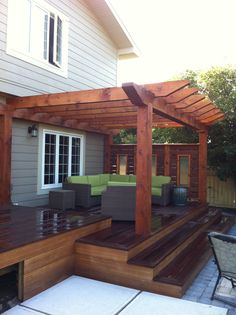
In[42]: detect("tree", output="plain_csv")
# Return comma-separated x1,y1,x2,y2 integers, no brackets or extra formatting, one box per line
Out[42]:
154,66,236,181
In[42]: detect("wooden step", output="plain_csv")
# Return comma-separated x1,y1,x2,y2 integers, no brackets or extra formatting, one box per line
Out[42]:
78,204,209,260
128,221,200,268
154,232,210,291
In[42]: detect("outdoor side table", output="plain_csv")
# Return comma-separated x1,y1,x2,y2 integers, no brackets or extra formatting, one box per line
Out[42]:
172,186,188,206
49,190,75,210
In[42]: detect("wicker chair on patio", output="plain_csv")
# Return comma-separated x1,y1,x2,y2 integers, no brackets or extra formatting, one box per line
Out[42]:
208,231,236,301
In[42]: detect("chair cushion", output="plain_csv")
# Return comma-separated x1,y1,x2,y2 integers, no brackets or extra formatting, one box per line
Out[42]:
99,174,110,185
129,175,136,183
152,187,162,196
108,181,136,187
152,176,171,188
88,175,100,187
91,185,107,196
67,176,88,184
109,175,130,182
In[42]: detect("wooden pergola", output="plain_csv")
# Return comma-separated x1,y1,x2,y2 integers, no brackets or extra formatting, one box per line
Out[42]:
0,80,224,235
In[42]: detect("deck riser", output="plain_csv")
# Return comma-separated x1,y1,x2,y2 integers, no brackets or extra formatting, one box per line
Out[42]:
75,256,182,297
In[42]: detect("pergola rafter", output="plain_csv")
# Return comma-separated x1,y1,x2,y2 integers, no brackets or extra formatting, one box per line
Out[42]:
1,80,224,235
7,80,223,132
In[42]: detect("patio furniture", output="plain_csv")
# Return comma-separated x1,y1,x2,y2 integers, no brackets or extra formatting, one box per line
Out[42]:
208,231,236,301
63,174,172,208
49,189,75,210
101,185,136,221
172,186,188,206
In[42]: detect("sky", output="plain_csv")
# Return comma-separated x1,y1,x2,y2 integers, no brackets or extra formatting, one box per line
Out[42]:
110,0,236,84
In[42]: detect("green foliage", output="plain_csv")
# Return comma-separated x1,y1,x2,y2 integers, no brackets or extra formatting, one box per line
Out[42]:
163,66,236,181
113,128,136,144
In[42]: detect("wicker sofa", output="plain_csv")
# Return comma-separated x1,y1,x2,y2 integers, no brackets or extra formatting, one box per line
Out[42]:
63,174,171,208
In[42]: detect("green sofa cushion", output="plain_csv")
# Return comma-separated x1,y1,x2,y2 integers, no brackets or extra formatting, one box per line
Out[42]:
108,181,136,187
99,174,110,185
152,187,162,196
110,175,130,182
88,175,100,187
67,176,88,184
129,175,136,183
152,175,171,187
91,185,107,196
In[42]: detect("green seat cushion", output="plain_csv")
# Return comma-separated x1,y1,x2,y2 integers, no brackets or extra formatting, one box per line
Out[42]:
152,187,162,196
109,175,130,182
99,174,110,185
91,185,107,196
67,176,88,184
129,175,136,183
88,175,100,187
108,181,136,187
152,176,171,187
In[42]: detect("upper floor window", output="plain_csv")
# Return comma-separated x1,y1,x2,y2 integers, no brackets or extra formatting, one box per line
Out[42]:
7,0,68,77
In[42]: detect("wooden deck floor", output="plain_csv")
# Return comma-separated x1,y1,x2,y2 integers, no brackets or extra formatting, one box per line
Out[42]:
0,205,108,254
0,205,111,300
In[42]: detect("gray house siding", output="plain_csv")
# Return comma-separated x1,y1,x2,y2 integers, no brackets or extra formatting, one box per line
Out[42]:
0,0,118,96
11,120,105,207
85,133,104,175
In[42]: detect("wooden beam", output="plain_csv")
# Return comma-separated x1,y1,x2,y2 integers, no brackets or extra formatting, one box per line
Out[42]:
152,97,207,130
8,87,129,109
42,106,137,117
122,82,154,106
0,112,12,205
198,130,208,204
123,83,152,235
13,111,111,135
165,87,198,103
15,100,133,113
145,80,190,97
197,108,221,120
200,112,224,123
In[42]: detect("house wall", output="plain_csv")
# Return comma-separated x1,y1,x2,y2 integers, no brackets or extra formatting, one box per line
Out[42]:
11,119,105,206
0,0,118,96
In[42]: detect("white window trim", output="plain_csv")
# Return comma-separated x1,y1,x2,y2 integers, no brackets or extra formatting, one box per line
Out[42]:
41,129,85,190
6,0,69,78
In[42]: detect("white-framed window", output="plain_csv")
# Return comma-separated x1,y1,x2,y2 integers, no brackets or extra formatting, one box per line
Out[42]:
7,0,68,77
42,130,84,189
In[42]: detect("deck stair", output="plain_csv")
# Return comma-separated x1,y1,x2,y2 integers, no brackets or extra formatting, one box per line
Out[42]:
75,205,232,298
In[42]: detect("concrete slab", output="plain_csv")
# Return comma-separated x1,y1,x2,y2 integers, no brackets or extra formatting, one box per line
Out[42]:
119,291,228,315
2,306,41,315
22,276,140,315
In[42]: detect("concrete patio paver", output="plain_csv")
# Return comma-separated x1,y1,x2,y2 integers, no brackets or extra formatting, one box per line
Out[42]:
3,276,228,315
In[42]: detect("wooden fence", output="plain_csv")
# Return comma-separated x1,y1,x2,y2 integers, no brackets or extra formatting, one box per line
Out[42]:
207,171,236,209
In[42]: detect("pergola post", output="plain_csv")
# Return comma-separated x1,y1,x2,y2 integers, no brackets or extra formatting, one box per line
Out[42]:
122,83,153,235
135,103,153,235
104,134,113,173
198,130,208,204
0,112,13,205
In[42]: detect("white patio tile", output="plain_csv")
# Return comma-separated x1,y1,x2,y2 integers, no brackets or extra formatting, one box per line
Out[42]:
119,291,228,315
22,276,140,315
2,306,41,315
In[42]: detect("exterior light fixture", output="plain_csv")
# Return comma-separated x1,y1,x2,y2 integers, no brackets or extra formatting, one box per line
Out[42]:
28,124,38,137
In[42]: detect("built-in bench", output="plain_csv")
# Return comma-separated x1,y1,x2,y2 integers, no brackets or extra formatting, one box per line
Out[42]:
63,174,172,208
